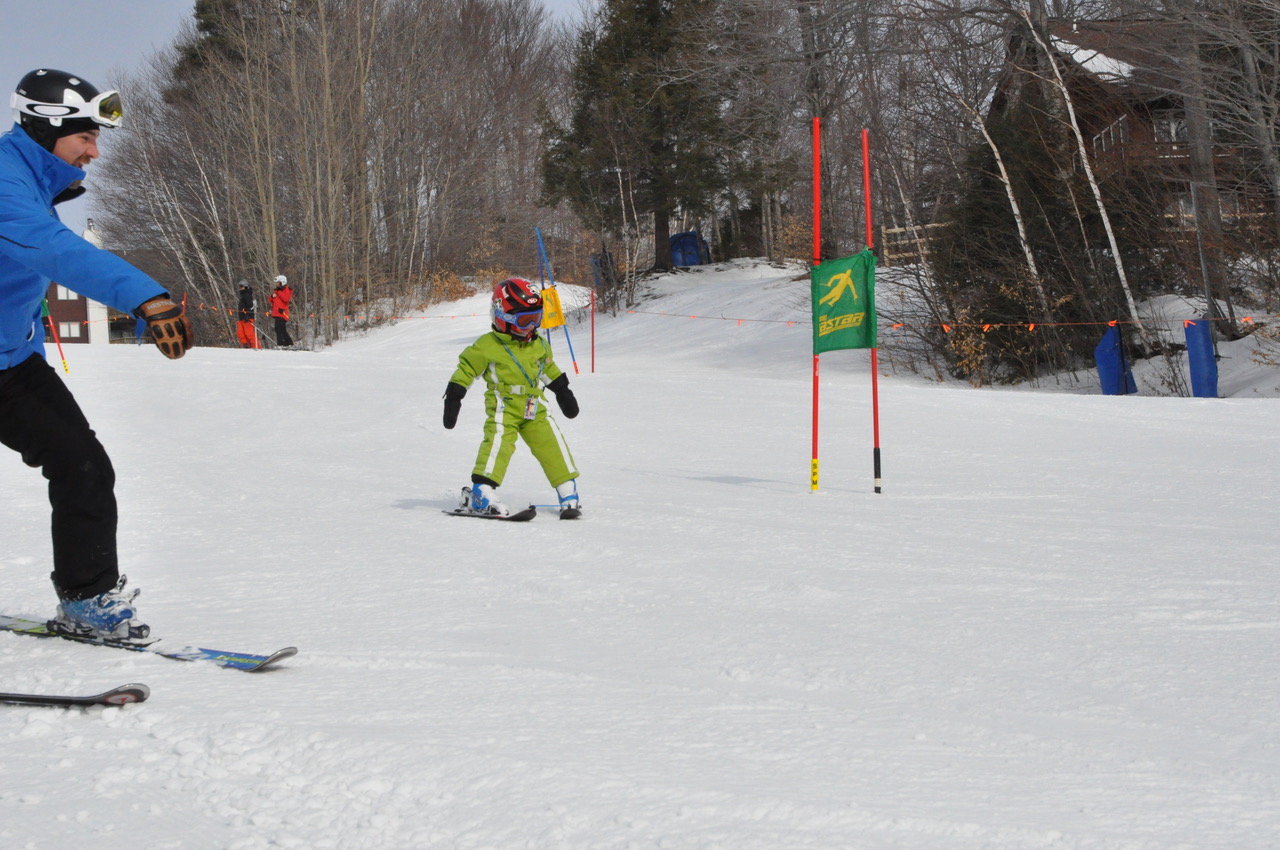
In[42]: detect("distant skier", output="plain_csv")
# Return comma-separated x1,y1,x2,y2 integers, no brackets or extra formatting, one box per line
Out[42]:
0,68,193,641
236,280,258,348
442,277,582,518
269,274,294,347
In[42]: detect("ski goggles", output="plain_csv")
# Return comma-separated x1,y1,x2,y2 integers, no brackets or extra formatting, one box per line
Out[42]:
11,89,124,128
497,307,543,331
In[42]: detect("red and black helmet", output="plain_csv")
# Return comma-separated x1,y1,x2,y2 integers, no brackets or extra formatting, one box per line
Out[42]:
491,277,543,340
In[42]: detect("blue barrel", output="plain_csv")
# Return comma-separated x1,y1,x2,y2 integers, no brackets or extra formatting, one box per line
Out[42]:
1094,326,1136,395
1184,320,1219,398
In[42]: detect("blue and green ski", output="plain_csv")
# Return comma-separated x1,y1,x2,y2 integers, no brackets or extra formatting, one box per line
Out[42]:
0,615,296,672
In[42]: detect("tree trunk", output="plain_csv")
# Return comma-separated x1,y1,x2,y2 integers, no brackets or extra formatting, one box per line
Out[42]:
653,207,673,270
1237,44,1280,248
1181,30,1239,337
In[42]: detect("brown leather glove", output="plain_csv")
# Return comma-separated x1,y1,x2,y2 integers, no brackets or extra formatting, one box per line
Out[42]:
134,296,193,359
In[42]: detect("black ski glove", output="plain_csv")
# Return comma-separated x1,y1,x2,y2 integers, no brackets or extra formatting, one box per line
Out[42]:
547,374,579,419
443,382,467,429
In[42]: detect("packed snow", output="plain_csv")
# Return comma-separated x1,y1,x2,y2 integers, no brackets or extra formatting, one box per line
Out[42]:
2,259,1278,848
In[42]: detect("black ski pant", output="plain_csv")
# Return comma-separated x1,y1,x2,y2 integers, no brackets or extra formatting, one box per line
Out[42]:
273,316,293,347
0,354,119,601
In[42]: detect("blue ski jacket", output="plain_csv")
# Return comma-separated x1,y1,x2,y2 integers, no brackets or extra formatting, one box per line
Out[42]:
0,123,165,369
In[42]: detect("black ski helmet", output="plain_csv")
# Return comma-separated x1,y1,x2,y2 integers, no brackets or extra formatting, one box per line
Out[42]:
11,68,123,152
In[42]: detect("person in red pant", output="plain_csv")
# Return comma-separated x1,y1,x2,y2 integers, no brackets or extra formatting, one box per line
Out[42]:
235,280,258,348
268,274,294,348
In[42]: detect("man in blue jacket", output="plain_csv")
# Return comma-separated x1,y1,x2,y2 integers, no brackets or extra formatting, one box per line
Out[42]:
0,68,192,642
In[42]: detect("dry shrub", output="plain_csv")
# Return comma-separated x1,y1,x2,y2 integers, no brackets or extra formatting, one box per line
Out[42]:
775,214,813,262
470,267,514,296
1250,322,1280,367
428,270,473,304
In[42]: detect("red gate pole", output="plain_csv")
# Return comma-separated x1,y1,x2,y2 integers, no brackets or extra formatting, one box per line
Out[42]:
864,128,882,494
811,116,822,492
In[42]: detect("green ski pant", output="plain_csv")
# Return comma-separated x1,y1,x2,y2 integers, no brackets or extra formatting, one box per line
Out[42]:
472,400,577,489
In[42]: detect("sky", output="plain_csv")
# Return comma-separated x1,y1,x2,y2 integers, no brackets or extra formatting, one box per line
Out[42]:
0,1,197,239
0,0,591,238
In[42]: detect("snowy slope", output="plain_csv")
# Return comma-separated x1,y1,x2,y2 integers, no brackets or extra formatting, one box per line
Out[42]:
2,260,1279,849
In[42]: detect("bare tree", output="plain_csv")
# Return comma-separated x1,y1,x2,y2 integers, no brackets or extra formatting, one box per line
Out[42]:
94,0,570,347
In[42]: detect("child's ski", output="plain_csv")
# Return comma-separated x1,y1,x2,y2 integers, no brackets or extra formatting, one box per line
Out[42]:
443,505,537,522
0,615,297,672
0,682,149,708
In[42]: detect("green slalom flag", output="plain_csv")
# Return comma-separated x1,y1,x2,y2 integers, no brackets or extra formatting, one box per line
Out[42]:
811,248,877,353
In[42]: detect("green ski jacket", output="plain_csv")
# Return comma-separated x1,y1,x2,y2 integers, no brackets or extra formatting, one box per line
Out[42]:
448,330,564,419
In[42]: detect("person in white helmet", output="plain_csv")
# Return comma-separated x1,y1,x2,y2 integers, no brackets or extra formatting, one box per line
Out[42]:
0,68,193,641
268,274,294,347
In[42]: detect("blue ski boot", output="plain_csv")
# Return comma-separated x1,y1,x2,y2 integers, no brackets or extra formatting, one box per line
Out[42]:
463,483,509,517
49,575,150,642
556,479,582,520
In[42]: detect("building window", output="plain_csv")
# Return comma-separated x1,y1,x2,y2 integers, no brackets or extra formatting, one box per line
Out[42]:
59,322,81,339
56,285,78,301
1166,192,1195,229
1217,189,1242,217
1153,113,1188,143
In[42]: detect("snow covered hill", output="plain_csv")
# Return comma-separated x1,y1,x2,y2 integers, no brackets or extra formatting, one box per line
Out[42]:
2,260,1278,848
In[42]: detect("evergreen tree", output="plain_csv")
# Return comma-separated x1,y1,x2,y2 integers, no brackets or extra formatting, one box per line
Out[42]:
169,0,271,99
541,0,727,270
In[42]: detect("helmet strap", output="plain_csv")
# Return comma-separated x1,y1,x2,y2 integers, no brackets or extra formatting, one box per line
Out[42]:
18,116,60,152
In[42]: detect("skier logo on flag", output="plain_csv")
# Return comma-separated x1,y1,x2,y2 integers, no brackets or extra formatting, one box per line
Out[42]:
817,268,860,310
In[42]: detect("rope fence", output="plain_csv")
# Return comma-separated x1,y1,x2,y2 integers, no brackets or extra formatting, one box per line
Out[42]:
64,300,1278,336
619,309,1274,333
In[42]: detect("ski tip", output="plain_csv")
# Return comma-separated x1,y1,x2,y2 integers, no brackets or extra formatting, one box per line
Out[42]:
247,646,298,672
106,683,151,705
0,682,151,708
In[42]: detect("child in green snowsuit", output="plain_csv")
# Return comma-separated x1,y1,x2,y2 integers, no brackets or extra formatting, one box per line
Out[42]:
442,278,581,518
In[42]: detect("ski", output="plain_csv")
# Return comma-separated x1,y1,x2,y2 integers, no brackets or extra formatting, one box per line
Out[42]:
0,682,149,709
529,503,584,520
0,615,297,672
443,505,537,522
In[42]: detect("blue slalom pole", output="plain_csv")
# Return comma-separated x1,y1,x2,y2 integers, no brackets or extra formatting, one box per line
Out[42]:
535,227,579,374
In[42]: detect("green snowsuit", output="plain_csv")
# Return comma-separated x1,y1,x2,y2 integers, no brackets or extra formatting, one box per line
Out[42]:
448,330,578,488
